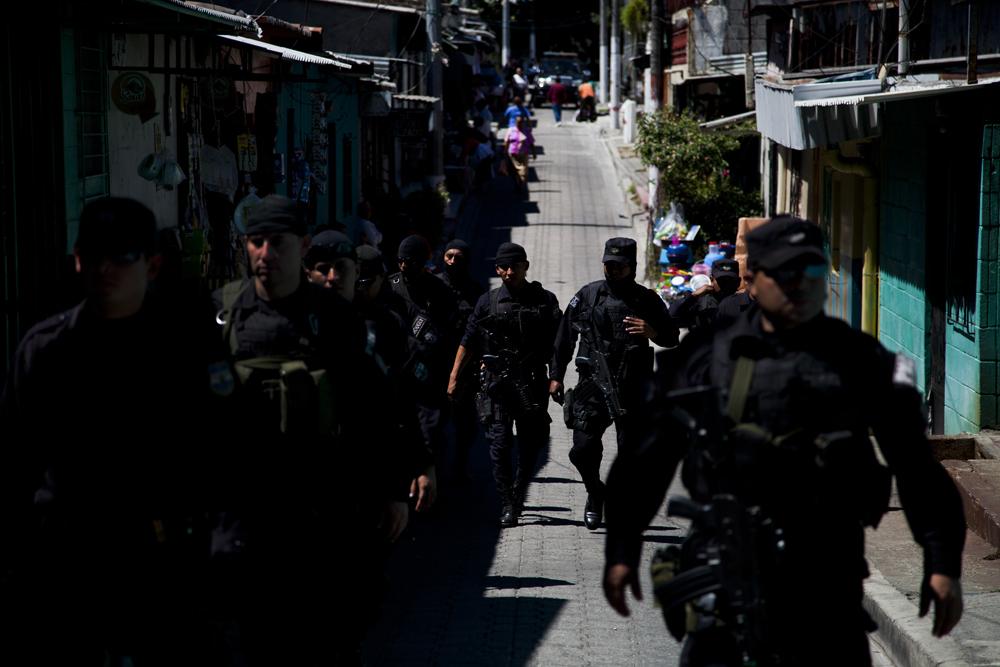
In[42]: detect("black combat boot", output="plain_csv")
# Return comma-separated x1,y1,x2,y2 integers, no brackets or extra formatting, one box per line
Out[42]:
584,482,605,530
500,501,518,528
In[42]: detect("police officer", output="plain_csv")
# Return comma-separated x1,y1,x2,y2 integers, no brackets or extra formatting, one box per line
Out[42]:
304,229,358,298
603,216,965,666
668,258,742,334
447,242,561,527
436,239,487,479
387,234,460,460
355,244,437,511
716,265,758,329
1,197,227,665
212,194,412,665
550,237,678,531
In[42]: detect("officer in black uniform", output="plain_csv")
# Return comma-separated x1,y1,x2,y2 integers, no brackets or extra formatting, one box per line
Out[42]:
212,194,412,665
550,237,678,531
387,235,460,461
448,242,561,527
355,244,437,511
436,238,487,479
1,197,228,665
716,266,757,330
603,216,966,666
304,229,359,298
668,258,742,334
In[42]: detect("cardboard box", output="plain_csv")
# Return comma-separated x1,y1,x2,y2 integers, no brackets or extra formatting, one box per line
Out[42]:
734,217,770,290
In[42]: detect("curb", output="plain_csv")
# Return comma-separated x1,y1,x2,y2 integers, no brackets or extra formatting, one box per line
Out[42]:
863,568,968,667
597,124,646,215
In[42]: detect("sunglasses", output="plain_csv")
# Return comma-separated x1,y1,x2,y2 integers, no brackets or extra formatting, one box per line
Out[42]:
763,262,827,285
82,249,143,266
311,262,336,275
496,263,514,271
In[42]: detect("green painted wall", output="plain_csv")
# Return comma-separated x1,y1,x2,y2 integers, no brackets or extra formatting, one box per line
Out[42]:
277,64,360,230
878,103,930,394
879,101,1000,433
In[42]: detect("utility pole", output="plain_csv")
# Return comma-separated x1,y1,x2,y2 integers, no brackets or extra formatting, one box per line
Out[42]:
611,0,620,129
529,1,537,63
899,0,910,76
427,0,444,184
649,0,661,108
745,0,755,108
599,0,608,104
648,0,662,214
502,0,511,68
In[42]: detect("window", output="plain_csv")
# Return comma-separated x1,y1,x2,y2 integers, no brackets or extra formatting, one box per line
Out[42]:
77,32,109,202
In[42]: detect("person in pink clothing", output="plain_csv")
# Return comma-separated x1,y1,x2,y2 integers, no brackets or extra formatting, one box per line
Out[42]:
504,115,535,191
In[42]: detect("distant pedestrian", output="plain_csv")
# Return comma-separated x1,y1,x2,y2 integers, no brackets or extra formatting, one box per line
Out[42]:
548,76,568,126
504,115,535,192
503,96,530,129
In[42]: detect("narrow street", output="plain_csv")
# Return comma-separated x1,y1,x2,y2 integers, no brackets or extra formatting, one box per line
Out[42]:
364,114,683,665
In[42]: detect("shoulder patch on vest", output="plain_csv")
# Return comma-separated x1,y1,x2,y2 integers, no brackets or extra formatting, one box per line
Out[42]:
892,354,916,388
208,361,235,397
569,295,579,309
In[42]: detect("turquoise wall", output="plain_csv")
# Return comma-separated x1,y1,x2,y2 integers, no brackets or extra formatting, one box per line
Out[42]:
277,65,360,229
878,103,930,394
879,101,999,433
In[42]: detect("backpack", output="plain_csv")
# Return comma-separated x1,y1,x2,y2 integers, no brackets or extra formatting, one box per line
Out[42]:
219,280,337,436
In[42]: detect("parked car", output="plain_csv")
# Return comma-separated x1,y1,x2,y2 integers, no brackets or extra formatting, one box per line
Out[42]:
531,52,589,107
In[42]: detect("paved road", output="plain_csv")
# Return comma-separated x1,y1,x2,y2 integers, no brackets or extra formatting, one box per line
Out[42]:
364,115,683,665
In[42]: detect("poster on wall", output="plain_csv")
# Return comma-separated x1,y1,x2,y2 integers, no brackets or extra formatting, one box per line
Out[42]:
237,134,258,172
310,91,329,195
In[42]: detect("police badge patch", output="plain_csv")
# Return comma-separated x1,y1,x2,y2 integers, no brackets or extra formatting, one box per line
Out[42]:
892,354,917,388
208,361,236,397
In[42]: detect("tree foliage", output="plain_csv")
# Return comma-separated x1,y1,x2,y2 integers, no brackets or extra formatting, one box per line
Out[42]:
636,111,762,242
621,0,649,38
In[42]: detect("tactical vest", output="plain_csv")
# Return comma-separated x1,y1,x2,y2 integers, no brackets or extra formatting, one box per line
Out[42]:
484,284,549,364
218,280,337,437
698,336,891,529
580,283,652,384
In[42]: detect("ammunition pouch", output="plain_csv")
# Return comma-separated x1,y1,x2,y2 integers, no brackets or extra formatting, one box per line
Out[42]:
234,357,335,436
566,377,613,432
650,545,693,641
562,388,576,429
474,390,495,425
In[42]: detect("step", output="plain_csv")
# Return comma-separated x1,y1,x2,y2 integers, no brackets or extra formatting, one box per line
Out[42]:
942,459,1000,551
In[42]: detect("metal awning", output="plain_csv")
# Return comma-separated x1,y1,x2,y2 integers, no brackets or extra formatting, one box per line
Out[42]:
327,52,421,80
137,0,262,36
794,75,1000,108
218,34,357,70
393,94,439,104
755,79,880,150
361,76,397,91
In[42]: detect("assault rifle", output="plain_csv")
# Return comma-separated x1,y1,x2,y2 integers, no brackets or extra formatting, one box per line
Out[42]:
650,385,783,666
572,318,626,420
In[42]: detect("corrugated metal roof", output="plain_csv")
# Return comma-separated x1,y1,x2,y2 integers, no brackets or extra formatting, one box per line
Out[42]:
218,34,353,69
755,80,880,150
328,52,421,80
794,75,1000,108
139,0,262,37
393,94,439,104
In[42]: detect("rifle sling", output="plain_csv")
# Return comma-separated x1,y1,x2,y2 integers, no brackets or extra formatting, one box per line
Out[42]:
726,357,756,423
